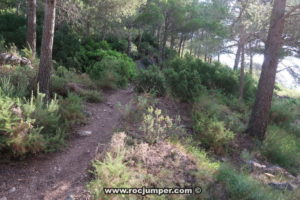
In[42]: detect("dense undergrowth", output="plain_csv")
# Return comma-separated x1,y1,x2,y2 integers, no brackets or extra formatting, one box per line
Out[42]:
1,32,299,199
0,42,137,156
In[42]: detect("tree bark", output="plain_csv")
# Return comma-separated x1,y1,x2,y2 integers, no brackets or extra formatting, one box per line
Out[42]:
239,45,245,100
247,0,287,140
26,0,36,58
233,43,241,70
178,34,183,55
127,26,132,56
37,0,57,96
249,42,253,75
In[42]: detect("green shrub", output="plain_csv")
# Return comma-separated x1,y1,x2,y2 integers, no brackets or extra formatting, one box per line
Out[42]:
0,66,36,98
193,113,235,153
164,56,256,101
50,75,68,96
270,99,298,126
0,11,26,48
217,165,284,200
164,63,203,102
134,66,166,96
140,107,184,144
88,50,137,88
59,93,85,126
78,89,103,103
262,125,300,173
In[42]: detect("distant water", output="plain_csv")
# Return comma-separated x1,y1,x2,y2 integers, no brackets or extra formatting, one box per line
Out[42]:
218,53,300,92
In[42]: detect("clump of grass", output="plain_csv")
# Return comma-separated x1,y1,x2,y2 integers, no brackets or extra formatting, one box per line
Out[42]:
270,99,298,126
87,132,147,200
77,89,103,103
217,165,286,200
262,125,300,174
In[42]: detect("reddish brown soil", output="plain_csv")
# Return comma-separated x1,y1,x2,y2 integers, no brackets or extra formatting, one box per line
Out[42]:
0,88,134,200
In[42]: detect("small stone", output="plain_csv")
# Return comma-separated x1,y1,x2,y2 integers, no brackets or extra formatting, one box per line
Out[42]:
107,103,113,108
78,130,92,137
264,173,275,178
9,187,16,193
84,111,92,117
0,197,7,200
268,182,297,191
247,160,266,171
65,195,74,200
265,166,285,174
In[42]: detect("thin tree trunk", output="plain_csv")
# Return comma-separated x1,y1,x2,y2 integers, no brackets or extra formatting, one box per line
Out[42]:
218,53,220,62
247,0,287,140
138,29,143,49
178,34,183,55
170,34,175,49
26,0,36,58
234,43,242,70
190,33,194,55
239,45,245,100
249,42,253,75
37,0,56,96
127,26,132,56
181,39,185,57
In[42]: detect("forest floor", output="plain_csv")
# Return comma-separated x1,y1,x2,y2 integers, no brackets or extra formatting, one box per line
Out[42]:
0,88,135,200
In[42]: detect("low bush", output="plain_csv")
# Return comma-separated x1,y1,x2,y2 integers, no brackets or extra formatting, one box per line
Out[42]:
193,111,235,153
217,165,285,200
0,66,36,98
78,89,103,103
59,93,85,126
164,58,203,102
270,99,298,126
134,66,166,96
262,125,300,173
164,56,256,101
88,50,137,89
140,107,184,144
88,132,146,200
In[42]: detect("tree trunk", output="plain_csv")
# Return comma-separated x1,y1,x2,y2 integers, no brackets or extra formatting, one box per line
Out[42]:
37,0,57,96
138,29,143,49
181,38,185,57
26,0,36,58
247,0,287,140
249,42,253,75
217,53,220,62
178,34,183,55
127,26,132,56
239,45,245,100
233,43,242,70
170,34,175,49
190,33,194,55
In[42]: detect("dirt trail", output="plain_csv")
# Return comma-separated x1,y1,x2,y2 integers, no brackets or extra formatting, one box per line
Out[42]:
0,88,134,200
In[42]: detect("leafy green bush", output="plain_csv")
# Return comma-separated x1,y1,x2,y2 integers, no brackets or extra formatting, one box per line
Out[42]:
270,99,298,126
217,165,284,200
164,58,203,102
262,125,300,173
53,25,81,69
0,66,36,98
59,93,85,126
164,56,256,101
193,111,235,153
140,107,184,144
134,66,166,96
78,89,103,103
0,11,26,48
88,50,137,88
